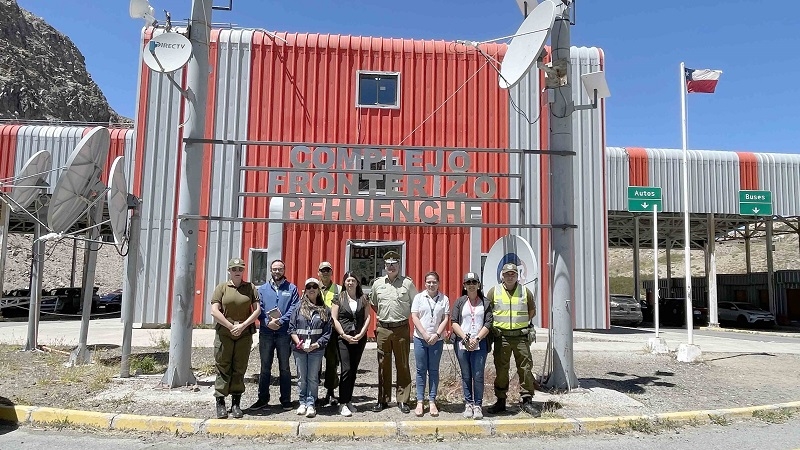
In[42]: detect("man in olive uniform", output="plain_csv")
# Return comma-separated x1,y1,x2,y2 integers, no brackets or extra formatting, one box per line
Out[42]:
318,261,341,406
369,250,417,413
486,263,538,416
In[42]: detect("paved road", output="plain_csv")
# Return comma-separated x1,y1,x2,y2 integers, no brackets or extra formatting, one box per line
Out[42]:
2,418,799,449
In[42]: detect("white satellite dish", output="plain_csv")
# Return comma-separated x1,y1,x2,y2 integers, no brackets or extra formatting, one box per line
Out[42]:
107,156,129,247
8,150,52,213
47,127,110,233
142,32,193,73
499,0,556,89
482,234,539,287
129,0,156,26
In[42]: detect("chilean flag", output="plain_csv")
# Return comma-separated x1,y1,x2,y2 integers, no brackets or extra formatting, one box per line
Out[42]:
685,68,722,93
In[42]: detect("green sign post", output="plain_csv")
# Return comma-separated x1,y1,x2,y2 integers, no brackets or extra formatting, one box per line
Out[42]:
627,186,662,212
739,190,772,216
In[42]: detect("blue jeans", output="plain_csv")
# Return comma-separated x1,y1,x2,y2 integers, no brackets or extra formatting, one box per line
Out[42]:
257,331,292,404
413,337,443,402
294,349,324,407
455,339,488,406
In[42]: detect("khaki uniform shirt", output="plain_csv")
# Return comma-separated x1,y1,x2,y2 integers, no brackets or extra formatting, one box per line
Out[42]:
369,275,417,323
211,280,259,338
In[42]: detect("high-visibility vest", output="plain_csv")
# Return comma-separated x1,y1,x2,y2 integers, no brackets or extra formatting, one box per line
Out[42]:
492,284,529,330
321,283,340,308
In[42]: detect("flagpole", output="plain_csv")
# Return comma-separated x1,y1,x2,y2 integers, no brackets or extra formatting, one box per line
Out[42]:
680,61,694,345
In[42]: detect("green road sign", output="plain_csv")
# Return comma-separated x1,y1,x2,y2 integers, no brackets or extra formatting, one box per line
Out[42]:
739,190,772,216
627,186,662,212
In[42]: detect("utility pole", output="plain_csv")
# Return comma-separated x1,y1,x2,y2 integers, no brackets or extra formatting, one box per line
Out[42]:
162,0,212,387
545,0,578,390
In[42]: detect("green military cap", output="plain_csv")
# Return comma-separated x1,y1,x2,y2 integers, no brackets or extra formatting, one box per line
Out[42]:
228,258,246,269
501,263,518,274
383,251,400,264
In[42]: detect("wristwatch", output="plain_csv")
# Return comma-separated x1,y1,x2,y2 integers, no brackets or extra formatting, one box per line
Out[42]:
475,336,481,342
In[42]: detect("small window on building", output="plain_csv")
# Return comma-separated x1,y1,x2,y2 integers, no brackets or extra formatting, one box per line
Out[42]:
249,249,270,286
345,241,404,290
356,71,400,109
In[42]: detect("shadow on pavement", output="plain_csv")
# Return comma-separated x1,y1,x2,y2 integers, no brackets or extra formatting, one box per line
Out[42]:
581,370,677,395
0,396,19,435
705,352,776,362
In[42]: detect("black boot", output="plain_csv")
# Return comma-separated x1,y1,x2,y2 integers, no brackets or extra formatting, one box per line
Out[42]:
487,398,506,414
215,396,228,419
230,395,243,419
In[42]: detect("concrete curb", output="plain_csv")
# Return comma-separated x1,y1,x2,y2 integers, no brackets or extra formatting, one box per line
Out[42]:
2,401,799,438
698,326,800,339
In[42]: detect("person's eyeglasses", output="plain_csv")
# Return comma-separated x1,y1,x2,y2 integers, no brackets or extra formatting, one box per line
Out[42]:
319,268,332,273
230,267,244,272
464,280,479,285
271,267,285,272
305,284,319,290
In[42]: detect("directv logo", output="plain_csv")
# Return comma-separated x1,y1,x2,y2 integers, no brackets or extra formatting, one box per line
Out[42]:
149,41,187,52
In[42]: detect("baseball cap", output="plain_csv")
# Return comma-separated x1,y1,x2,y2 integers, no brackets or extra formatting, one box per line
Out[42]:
501,263,518,274
228,258,245,269
304,277,321,289
463,272,480,283
318,261,333,270
383,251,400,264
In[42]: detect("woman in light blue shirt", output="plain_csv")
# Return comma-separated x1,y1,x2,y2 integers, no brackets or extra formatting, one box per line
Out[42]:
410,271,450,417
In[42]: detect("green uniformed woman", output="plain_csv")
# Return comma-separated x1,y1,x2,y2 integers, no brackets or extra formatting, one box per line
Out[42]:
210,258,262,419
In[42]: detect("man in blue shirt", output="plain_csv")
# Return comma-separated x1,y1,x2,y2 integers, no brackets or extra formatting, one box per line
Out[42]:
249,259,300,411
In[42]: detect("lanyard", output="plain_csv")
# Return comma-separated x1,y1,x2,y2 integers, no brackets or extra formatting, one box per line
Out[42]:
426,292,440,318
467,297,479,331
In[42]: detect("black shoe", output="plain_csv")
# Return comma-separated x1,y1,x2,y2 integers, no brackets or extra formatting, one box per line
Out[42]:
329,392,339,407
248,398,269,411
230,395,243,419
487,398,506,414
215,397,228,419
521,398,539,417
281,401,293,410
397,402,410,414
372,402,388,412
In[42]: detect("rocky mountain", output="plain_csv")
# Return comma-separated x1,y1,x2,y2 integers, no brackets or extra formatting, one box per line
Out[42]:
0,0,127,123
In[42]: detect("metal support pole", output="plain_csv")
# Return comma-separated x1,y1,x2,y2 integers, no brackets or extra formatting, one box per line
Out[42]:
544,1,577,390
0,204,9,300
665,239,672,295
633,217,640,302
707,213,718,327
653,205,660,337
162,0,212,387
25,221,44,351
766,218,775,314
679,62,694,345
70,240,78,288
745,224,751,273
70,200,104,366
121,203,141,377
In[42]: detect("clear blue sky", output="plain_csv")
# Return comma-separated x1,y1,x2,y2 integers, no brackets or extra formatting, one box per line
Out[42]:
17,0,800,153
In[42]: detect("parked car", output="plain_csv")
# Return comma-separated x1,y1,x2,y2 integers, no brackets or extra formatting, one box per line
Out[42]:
718,301,776,328
40,287,101,314
659,298,707,327
609,294,643,326
97,289,123,313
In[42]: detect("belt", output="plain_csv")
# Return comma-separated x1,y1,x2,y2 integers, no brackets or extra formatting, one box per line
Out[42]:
378,319,408,328
498,327,529,337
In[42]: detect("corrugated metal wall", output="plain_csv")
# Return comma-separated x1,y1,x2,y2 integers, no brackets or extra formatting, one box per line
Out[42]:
241,32,511,320
755,153,800,216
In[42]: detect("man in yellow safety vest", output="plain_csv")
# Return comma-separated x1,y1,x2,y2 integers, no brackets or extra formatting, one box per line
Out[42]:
486,263,538,416
318,261,341,407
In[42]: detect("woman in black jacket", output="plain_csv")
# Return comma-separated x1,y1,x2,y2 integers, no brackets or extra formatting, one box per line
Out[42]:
450,272,493,420
330,271,371,417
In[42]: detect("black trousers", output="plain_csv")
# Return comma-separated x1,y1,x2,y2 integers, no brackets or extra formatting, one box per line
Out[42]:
337,336,367,404
323,333,340,392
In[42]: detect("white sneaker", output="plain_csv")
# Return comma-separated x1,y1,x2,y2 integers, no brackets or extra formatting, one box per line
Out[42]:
340,405,352,417
347,402,357,412
305,406,317,418
296,405,307,415
463,403,474,419
472,405,483,420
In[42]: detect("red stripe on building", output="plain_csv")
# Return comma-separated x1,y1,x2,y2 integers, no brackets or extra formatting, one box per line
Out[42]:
192,29,221,324
626,147,649,186
736,152,759,190
133,28,155,199
102,128,129,185
0,125,21,191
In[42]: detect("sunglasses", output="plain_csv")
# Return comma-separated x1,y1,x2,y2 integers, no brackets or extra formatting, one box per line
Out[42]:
305,284,320,290
464,280,479,285
230,267,244,272
319,268,332,273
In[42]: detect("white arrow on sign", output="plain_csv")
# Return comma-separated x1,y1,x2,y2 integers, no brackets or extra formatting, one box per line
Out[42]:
753,207,760,214
641,202,649,209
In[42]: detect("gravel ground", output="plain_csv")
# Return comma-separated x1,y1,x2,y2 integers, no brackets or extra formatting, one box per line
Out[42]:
2,339,799,422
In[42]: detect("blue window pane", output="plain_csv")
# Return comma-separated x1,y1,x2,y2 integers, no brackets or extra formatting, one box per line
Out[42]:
358,73,398,107
377,78,397,105
359,76,379,105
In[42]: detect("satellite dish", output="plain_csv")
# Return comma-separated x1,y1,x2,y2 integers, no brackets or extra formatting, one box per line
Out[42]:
142,32,193,73
47,127,110,233
107,156,129,247
8,150,52,213
129,0,156,25
499,0,556,89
